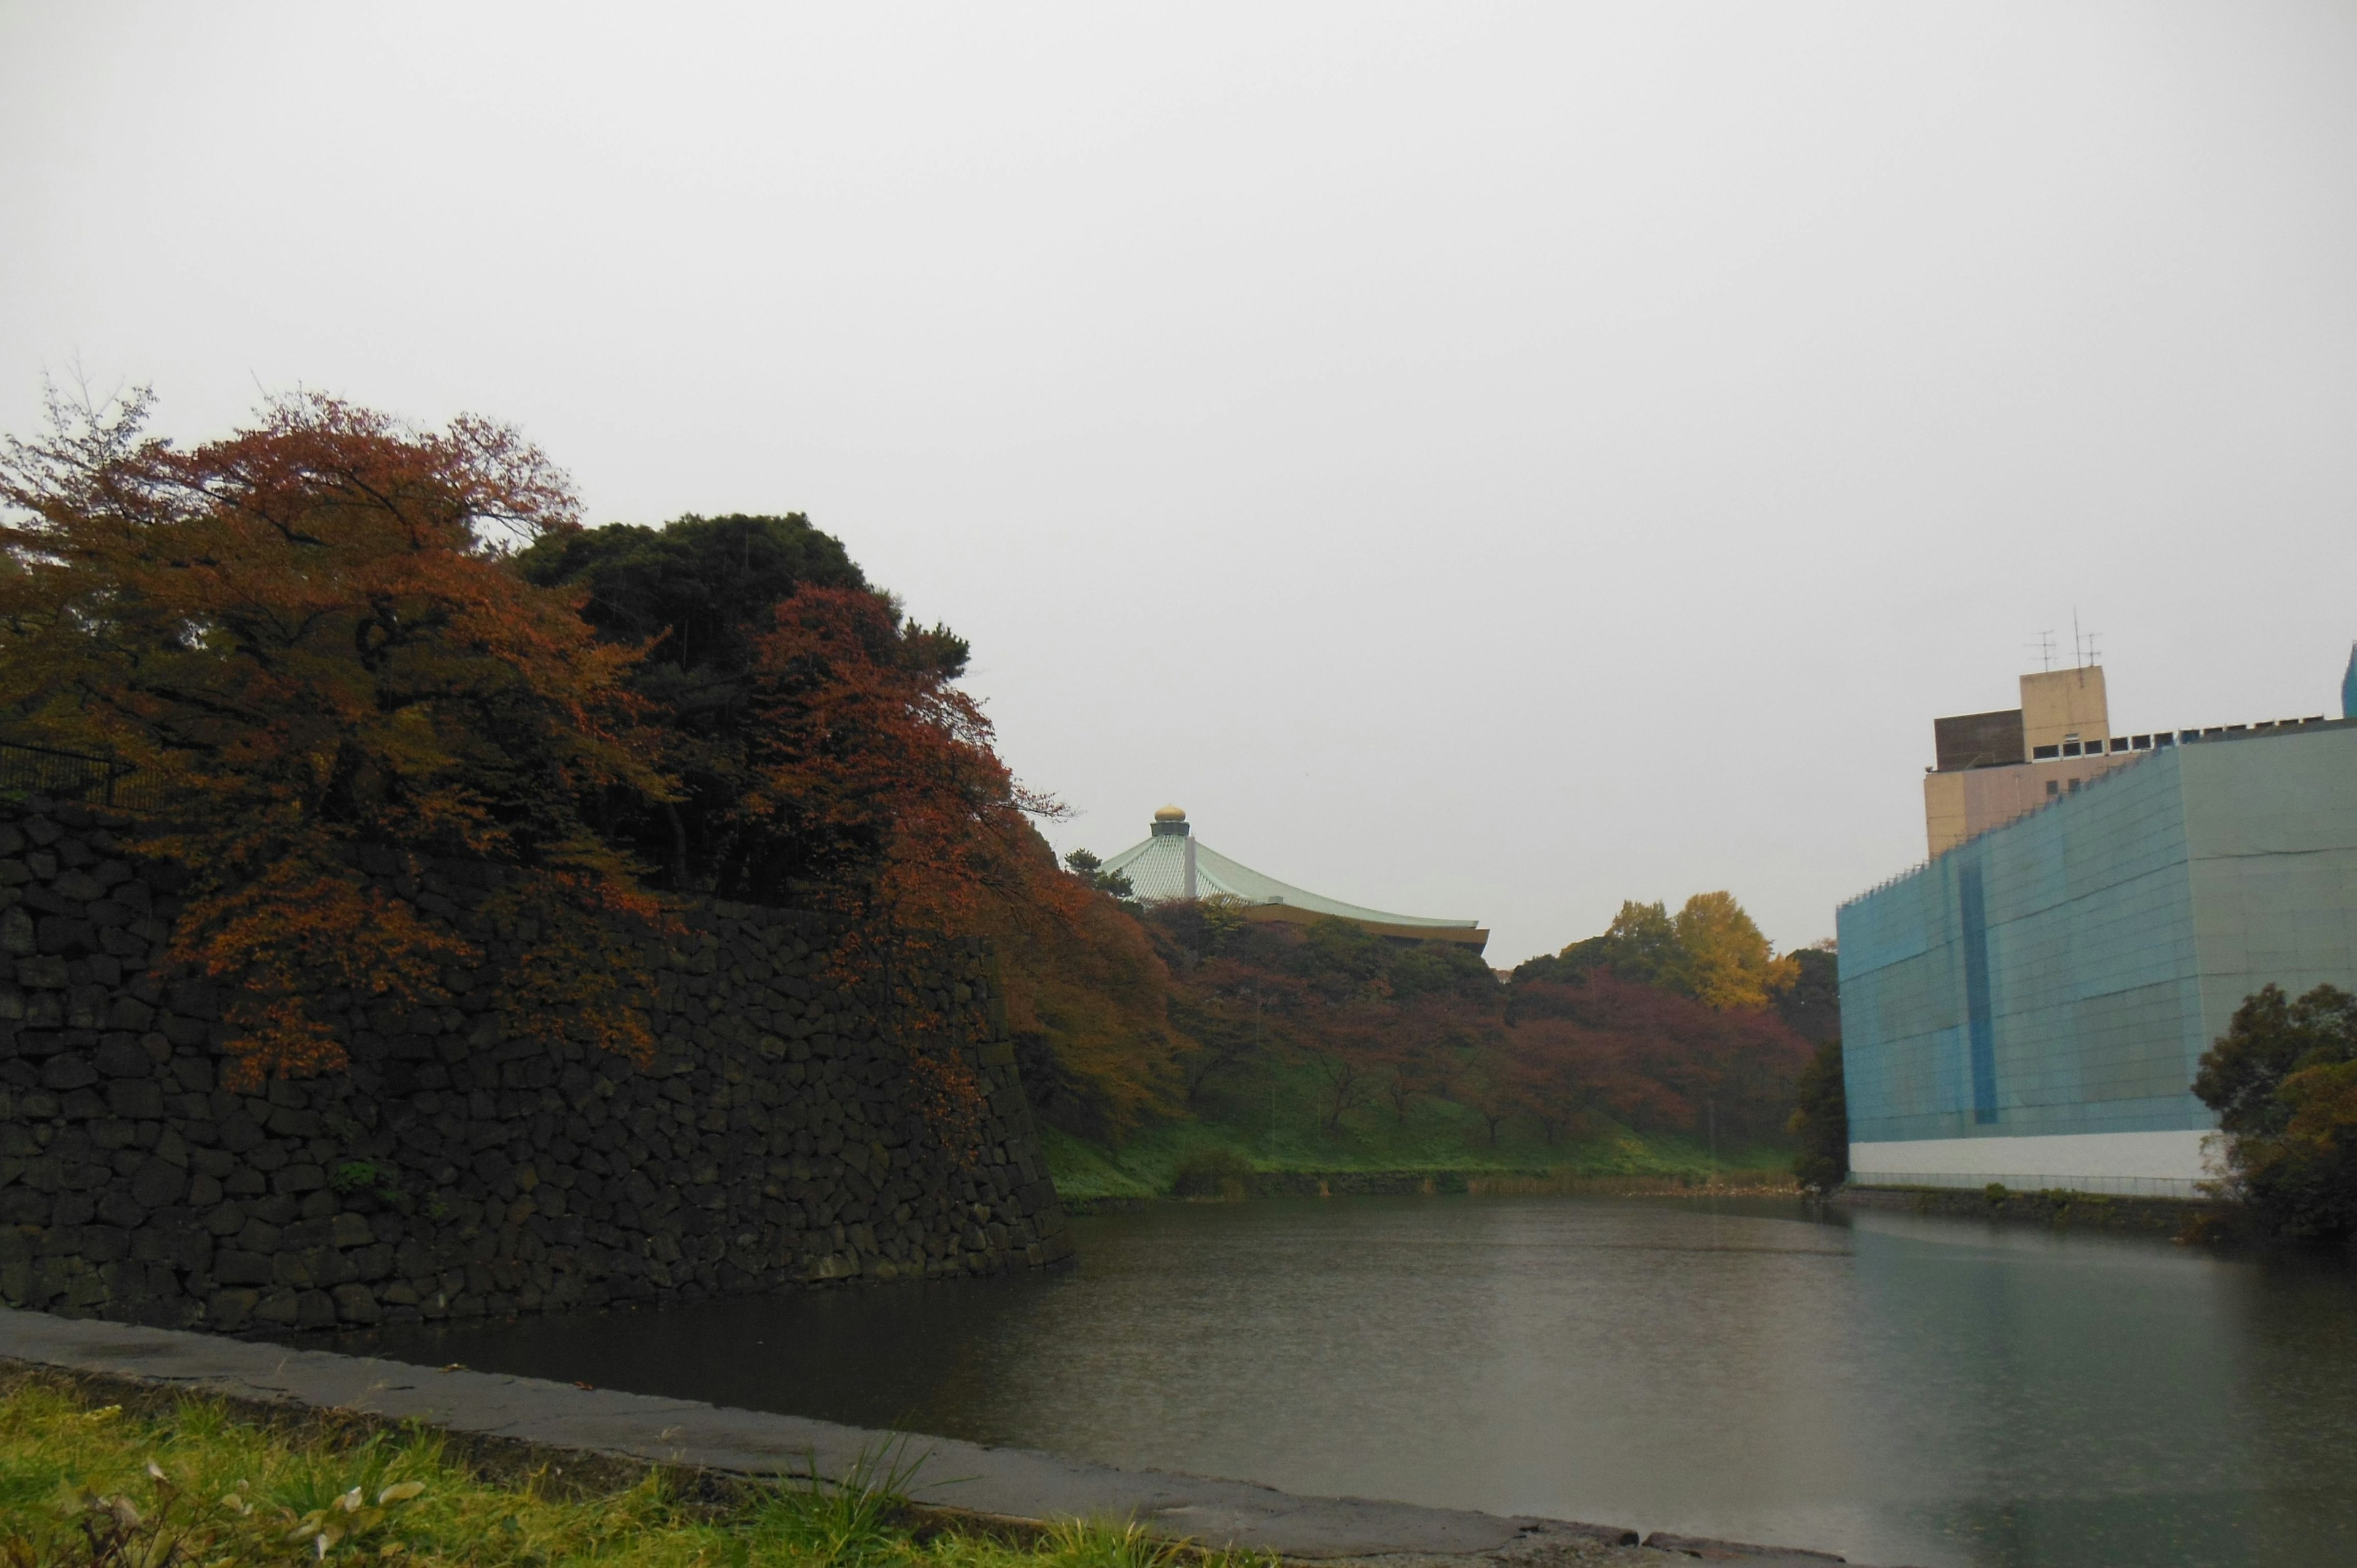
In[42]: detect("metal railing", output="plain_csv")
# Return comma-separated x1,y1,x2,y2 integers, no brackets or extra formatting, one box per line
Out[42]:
0,740,163,814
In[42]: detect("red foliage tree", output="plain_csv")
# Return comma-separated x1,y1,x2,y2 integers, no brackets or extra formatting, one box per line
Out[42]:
722,584,1184,1145
0,388,670,1086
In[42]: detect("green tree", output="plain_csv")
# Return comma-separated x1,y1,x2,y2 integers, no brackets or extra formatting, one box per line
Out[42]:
1788,1040,1848,1192
1516,900,1682,987
516,512,968,897
1063,847,1134,900
1776,941,1841,1043
2193,983,2357,1237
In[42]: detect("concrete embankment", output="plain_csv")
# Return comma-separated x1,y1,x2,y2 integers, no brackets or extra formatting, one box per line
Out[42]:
0,1304,1886,1567
1069,1172,1797,1211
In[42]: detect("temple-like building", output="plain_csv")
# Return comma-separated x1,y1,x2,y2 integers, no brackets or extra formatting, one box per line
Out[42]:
1098,807,1487,951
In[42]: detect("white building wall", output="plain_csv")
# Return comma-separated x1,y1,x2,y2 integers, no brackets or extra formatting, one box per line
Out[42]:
1849,1129,2216,1197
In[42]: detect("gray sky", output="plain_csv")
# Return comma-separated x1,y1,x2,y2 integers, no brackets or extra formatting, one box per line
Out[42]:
6,3,2355,965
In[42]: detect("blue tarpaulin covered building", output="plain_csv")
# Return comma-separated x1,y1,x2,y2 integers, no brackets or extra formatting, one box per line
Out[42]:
1838,719,2357,1194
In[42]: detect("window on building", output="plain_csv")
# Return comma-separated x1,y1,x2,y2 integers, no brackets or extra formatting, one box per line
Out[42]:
2046,780,2060,798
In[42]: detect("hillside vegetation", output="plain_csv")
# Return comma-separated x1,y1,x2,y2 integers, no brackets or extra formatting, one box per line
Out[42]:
1026,884,1825,1197
0,390,1824,1190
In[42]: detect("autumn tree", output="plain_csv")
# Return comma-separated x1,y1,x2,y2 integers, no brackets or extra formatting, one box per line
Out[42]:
1673,890,1798,1011
1168,957,1282,1105
991,851,1183,1140
1517,892,1797,1012
0,387,667,1085
530,517,1185,1139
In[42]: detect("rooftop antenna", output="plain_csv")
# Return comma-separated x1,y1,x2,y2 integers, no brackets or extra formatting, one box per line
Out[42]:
2072,608,2100,671
2030,630,2056,672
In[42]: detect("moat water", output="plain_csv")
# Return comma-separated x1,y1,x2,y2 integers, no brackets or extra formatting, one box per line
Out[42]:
337,1195,2357,1568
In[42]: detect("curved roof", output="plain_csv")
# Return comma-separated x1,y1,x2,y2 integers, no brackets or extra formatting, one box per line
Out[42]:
1097,813,1480,934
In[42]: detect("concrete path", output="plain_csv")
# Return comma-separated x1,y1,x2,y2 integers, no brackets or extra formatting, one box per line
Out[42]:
0,1306,1874,1567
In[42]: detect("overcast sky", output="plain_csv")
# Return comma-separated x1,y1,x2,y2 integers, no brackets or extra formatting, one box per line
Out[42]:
5,3,2355,964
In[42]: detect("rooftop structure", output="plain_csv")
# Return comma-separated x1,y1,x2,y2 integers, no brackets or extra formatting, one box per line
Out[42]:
1098,807,1488,950
1922,663,2331,859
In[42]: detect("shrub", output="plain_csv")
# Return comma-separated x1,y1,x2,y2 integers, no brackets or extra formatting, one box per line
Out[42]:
1171,1146,1253,1199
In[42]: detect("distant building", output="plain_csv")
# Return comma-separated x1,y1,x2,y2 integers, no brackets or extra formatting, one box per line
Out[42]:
1839,660,2357,1195
1097,806,1488,951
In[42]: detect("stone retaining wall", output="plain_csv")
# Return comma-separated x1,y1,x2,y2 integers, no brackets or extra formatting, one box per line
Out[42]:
1835,1183,2236,1239
0,800,1070,1333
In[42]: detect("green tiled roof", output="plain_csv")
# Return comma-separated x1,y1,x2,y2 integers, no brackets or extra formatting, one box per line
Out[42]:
1097,812,1478,931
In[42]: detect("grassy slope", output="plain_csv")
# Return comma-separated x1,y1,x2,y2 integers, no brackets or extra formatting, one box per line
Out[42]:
1043,1056,1790,1202
0,1375,1259,1568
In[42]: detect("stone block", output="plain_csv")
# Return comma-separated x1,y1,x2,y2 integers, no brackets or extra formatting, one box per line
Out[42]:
107,1081,164,1119
278,1216,333,1250
101,995,154,1032
52,870,106,902
96,1024,154,1067
212,1114,264,1155
39,919,96,956
130,1158,185,1208
40,1055,97,1091
208,1288,259,1330
214,1250,273,1285
331,1282,381,1323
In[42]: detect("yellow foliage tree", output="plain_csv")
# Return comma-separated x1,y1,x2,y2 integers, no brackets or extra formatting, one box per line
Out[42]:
1671,890,1798,1011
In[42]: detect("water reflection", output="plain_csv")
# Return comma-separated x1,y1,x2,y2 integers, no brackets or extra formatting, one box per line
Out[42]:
327,1195,2357,1568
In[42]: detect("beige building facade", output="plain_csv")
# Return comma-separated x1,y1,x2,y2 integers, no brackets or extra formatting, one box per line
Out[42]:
1920,664,2332,858
1923,748,2138,856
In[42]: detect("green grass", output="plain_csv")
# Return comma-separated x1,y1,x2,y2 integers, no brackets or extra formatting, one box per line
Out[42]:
1044,1057,1792,1202
0,1376,1271,1568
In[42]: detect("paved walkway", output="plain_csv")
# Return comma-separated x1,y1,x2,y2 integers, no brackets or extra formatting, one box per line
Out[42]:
0,1306,1865,1566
